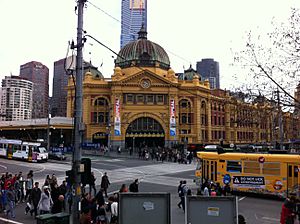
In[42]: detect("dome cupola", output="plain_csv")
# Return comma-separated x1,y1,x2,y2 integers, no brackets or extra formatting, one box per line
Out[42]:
115,24,170,70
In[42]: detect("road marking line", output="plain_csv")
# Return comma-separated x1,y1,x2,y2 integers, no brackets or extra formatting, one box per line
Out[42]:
238,196,246,201
0,164,7,170
0,217,24,224
262,217,280,222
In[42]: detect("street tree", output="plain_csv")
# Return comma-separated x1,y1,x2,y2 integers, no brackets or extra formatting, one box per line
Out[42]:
232,8,300,109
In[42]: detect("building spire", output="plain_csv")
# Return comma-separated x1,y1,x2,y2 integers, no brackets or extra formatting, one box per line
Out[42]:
138,23,147,39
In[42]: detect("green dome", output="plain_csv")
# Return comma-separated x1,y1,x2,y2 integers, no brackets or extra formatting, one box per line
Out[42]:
115,25,170,70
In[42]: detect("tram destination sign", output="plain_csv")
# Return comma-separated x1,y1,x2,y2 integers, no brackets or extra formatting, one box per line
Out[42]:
233,176,265,188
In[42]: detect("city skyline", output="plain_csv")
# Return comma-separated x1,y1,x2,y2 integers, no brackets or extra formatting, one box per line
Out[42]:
1,0,299,97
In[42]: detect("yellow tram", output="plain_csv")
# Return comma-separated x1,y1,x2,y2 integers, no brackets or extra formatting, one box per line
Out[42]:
195,151,300,198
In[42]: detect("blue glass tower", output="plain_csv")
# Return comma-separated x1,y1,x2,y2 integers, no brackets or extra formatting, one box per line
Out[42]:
121,0,147,49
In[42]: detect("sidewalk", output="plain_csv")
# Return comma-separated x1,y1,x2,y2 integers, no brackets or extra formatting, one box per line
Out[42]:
82,149,141,159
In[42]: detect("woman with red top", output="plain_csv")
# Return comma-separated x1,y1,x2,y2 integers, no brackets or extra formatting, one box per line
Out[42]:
280,196,296,224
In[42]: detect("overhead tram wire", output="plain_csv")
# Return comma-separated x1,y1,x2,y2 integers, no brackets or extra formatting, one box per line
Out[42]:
86,0,192,68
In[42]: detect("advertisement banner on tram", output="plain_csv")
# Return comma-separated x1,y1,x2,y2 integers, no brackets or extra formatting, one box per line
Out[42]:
233,176,265,189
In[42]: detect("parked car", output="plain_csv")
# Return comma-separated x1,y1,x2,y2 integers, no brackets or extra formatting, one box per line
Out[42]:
48,151,66,160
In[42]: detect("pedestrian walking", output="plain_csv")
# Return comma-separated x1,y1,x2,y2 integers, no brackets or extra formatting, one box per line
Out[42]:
110,196,118,224
6,184,16,219
177,180,183,208
129,179,139,193
25,171,33,201
38,186,53,215
100,172,110,197
180,180,189,212
29,182,41,217
89,172,97,196
280,195,296,224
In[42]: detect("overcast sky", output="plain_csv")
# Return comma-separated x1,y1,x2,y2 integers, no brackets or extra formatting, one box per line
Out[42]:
1,0,299,96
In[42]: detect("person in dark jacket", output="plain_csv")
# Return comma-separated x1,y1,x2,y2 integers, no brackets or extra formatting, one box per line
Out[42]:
29,182,41,217
129,179,139,192
89,172,97,196
95,188,105,207
51,183,63,214
100,172,110,197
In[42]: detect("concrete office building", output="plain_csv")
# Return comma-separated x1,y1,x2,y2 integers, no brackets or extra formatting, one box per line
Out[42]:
120,0,147,48
196,58,220,89
19,61,49,118
0,76,33,121
51,56,75,117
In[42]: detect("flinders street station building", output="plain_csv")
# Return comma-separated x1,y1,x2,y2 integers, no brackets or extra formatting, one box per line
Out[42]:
66,27,299,150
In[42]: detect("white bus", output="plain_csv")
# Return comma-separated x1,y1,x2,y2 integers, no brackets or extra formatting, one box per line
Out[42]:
0,138,48,162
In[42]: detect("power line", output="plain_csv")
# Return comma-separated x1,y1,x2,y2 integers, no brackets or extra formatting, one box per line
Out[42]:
86,0,192,67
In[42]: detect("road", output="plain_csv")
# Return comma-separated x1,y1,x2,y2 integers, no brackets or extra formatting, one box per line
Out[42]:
0,156,282,224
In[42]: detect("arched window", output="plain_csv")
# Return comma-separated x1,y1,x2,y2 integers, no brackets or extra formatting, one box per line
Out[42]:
179,99,191,108
91,97,110,124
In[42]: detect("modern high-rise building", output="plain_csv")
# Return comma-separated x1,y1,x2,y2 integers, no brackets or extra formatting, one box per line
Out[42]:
196,58,220,89
51,56,75,117
0,76,33,121
19,61,49,118
120,0,147,48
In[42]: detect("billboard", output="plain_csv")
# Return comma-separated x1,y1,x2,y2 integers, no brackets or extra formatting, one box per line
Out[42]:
130,0,145,9
119,193,171,224
185,196,238,224
170,99,176,136
114,98,121,136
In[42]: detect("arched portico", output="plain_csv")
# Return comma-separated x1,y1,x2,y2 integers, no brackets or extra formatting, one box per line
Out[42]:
125,116,165,152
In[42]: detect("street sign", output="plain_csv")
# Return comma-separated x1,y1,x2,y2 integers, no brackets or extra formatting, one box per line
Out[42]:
258,156,265,163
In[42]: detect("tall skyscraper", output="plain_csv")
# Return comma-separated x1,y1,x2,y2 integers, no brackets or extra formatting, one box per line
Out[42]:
51,56,75,117
120,0,147,48
19,61,49,118
0,76,33,121
196,58,220,89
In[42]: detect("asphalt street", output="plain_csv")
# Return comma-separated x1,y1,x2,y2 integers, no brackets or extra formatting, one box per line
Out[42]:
0,155,283,224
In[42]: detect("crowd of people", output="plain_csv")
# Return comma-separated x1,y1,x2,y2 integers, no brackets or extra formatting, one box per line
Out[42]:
0,169,143,224
280,194,300,224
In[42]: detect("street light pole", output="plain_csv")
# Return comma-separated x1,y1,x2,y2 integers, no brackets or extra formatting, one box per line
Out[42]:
47,113,51,151
71,1,86,223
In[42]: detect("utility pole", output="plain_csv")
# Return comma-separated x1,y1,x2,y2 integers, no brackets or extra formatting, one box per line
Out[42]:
277,88,284,150
71,0,86,223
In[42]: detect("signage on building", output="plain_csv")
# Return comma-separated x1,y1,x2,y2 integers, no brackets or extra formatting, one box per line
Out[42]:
170,99,176,136
233,176,265,188
114,98,121,136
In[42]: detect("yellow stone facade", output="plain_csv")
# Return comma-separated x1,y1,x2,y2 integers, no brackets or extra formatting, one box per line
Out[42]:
66,64,288,149
66,28,298,150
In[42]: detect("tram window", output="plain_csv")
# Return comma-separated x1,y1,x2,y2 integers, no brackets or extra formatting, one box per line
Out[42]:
294,166,298,177
0,143,3,148
227,161,242,173
22,146,26,151
289,165,293,177
262,162,280,176
244,161,260,174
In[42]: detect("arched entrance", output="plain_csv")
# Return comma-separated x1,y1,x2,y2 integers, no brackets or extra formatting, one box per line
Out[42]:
125,117,165,151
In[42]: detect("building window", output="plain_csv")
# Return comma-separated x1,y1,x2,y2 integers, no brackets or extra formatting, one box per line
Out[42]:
146,95,154,103
137,95,144,103
156,95,163,103
127,94,134,103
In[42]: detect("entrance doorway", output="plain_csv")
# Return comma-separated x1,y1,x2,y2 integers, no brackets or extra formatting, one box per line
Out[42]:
92,132,108,146
125,117,165,152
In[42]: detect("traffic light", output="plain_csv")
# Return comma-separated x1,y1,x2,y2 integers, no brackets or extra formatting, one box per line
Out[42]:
81,158,91,185
66,169,75,185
